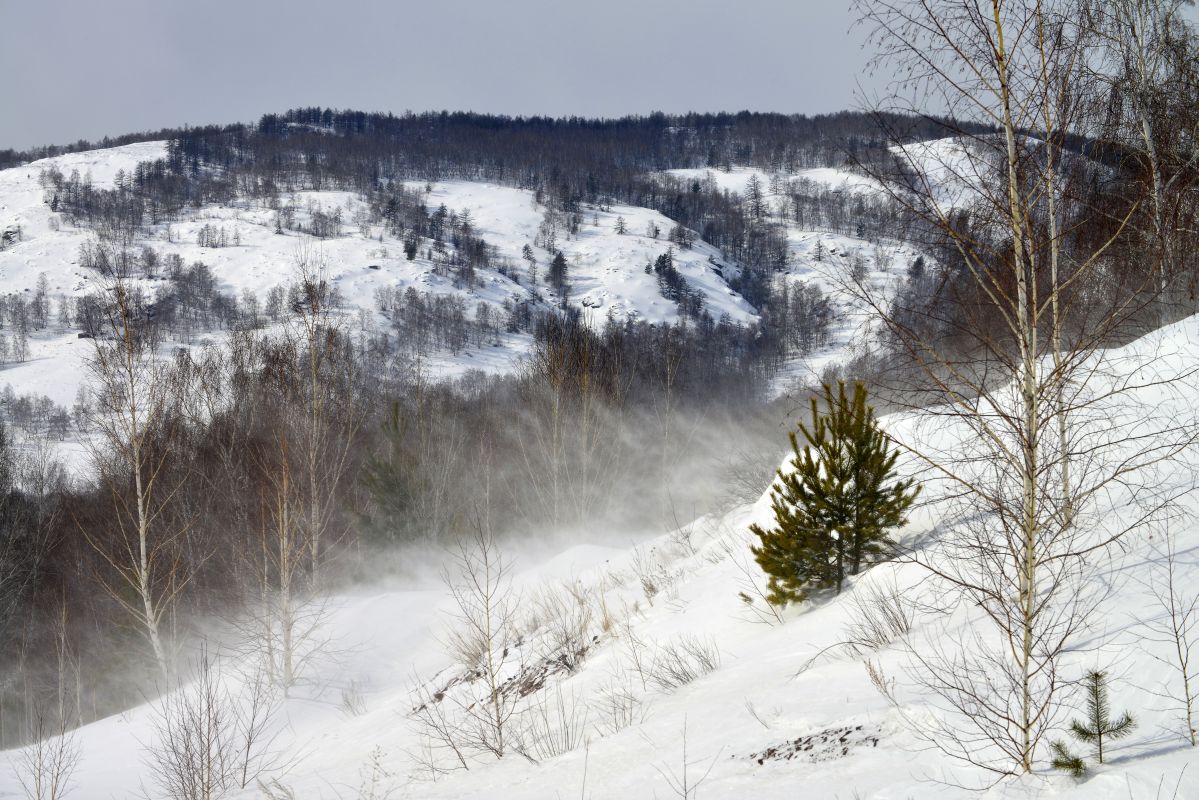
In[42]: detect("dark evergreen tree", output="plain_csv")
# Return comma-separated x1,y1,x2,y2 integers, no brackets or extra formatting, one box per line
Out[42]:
549,251,569,296
750,381,919,604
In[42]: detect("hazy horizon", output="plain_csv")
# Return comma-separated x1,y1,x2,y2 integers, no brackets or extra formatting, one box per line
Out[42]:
1,1,877,151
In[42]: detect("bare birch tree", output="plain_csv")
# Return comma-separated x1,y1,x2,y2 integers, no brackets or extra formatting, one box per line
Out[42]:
516,317,627,530
853,0,1199,778
235,424,334,698
287,241,360,585
1143,529,1199,747
249,434,305,696
1083,0,1199,312
440,519,521,760
11,705,80,800
144,647,281,800
410,519,522,771
82,278,196,683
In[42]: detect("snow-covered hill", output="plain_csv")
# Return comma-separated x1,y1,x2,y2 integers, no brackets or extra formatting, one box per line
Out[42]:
0,143,751,408
0,142,173,410
663,165,915,387
0,141,921,477
5,308,1198,798
410,180,757,327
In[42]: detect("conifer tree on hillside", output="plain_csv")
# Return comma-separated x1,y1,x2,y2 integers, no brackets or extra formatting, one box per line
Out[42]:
549,251,569,298
750,381,919,605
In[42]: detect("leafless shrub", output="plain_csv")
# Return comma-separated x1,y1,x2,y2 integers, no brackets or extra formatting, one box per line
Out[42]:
842,576,916,652
630,547,663,603
630,547,678,605
649,636,721,692
11,707,80,800
340,680,367,718
255,778,295,800
407,674,471,775
617,622,653,692
513,684,589,762
701,543,727,566
591,672,650,737
439,525,521,760
441,525,519,674
529,582,595,673
143,648,281,800
353,746,398,800
717,447,777,512
597,565,631,592
710,532,783,625
792,642,862,678
409,523,523,774
667,524,698,559
865,658,898,703
743,700,776,731
596,592,616,636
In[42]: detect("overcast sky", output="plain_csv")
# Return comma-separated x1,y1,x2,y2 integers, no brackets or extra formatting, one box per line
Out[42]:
0,1,878,150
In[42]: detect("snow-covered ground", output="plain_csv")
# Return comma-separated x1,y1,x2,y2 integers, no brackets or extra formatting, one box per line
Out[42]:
5,312,1198,798
888,136,991,212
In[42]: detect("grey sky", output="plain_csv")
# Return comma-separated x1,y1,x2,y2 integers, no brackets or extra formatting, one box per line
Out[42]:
0,1,875,150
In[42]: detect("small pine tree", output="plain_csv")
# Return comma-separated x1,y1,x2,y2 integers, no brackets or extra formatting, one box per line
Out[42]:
750,381,920,605
1049,739,1086,778
1051,669,1136,776
1070,670,1135,764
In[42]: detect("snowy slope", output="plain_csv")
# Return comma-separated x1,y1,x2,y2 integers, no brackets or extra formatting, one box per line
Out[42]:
0,143,921,485
888,136,992,212
0,142,172,410
886,134,1101,215
409,180,757,327
7,314,1199,799
0,145,779,479
4,136,1180,799
0,146,761,415
0,139,1017,423
0,145,919,423
664,165,884,198
666,164,913,391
